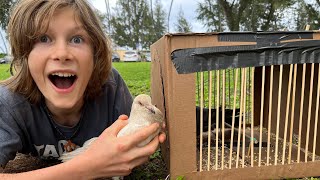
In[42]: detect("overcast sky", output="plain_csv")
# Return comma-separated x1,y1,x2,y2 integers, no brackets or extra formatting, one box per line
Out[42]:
0,0,205,53
89,0,204,33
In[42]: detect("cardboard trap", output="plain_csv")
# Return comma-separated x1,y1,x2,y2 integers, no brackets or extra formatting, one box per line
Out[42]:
151,32,320,179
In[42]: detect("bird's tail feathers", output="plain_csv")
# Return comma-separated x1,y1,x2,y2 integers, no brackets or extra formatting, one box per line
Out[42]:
58,137,98,162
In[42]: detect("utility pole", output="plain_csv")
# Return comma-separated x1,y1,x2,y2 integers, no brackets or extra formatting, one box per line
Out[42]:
104,0,111,35
0,29,8,54
167,0,174,32
150,0,153,20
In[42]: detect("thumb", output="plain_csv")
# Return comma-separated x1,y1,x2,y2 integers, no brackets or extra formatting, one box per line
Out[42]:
100,118,128,138
118,114,129,120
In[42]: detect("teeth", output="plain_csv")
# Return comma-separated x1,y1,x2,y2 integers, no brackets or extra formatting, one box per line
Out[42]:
51,72,75,77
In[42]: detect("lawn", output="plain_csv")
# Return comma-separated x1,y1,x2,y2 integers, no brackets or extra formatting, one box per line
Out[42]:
113,62,151,96
0,63,11,80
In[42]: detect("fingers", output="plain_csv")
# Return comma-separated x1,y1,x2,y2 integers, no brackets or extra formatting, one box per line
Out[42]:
109,156,149,177
129,156,149,170
100,119,128,138
129,134,160,160
158,132,166,143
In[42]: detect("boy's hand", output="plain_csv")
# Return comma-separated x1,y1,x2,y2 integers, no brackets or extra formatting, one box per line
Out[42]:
71,115,166,179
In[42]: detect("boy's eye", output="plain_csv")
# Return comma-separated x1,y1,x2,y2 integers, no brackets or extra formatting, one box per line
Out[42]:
39,35,50,43
71,36,83,44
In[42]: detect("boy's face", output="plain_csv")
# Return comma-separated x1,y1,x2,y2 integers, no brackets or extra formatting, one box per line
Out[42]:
28,7,94,110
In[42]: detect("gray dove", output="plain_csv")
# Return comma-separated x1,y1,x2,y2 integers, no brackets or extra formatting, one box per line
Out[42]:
58,94,164,162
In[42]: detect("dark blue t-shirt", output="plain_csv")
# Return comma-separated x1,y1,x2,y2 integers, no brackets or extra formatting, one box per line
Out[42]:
0,68,133,166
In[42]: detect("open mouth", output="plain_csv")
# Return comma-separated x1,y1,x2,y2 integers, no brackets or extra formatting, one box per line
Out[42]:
49,72,77,89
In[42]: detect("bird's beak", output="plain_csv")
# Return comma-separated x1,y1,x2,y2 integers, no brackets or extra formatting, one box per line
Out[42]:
146,105,156,114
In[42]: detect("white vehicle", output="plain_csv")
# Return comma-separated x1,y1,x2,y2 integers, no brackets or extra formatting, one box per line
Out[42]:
145,52,151,62
0,55,13,64
123,50,140,62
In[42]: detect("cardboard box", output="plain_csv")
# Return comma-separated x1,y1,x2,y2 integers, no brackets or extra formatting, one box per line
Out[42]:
151,32,320,179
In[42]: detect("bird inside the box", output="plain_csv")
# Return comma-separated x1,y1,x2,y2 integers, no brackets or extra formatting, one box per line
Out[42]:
58,94,164,178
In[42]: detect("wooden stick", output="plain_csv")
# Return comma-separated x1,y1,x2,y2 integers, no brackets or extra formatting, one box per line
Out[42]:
228,69,231,108
215,70,220,170
242,68,247,168
197,73,200,106
251,67,255,167
312,63,320,161
259,66,266,167
229,68,239,169
282,64,293,165
275,65,283,165
288,64,298,164
222,70,225,170
267,65,274,166
199,72,204,171
297,63,306,163
207,71,212,170
305,63,314,162
213,71,216,108
236,68,245,168
305,24,310,30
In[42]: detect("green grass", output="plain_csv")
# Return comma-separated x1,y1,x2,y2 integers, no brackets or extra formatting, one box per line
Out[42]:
113,62,151,96
0,63,11,80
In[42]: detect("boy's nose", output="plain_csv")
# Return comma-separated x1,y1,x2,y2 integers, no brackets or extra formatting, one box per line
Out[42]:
51,41,71,61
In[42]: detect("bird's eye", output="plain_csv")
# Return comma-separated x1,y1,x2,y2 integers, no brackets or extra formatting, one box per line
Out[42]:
138,101,143,106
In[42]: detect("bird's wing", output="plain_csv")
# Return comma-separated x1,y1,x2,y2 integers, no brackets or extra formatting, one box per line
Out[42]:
58,137,98,162
117,123,159,147
117,123,146,137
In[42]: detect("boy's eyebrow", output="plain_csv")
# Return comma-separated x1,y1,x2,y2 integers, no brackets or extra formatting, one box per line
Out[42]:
71,25,87,32
45,25,87,34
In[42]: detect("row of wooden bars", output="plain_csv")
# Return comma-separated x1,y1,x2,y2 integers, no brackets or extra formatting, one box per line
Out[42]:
197,63,320,171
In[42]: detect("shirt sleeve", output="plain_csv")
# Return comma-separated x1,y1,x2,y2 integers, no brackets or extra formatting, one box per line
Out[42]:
111,68,133,120
0,104,23,167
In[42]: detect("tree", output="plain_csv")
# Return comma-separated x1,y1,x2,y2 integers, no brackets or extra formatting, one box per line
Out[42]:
196,0,226,32
174,6,192,33
110,0,151,50
196,0,295,32
109,0,166,49
0,0,15,54
196,0,250,31
217,0,252,31
259,0,295,31
150,0,166,41
0,0,16,30
138,0,166,48
295,0,320,30
95,10,109,34
141,0,166,48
